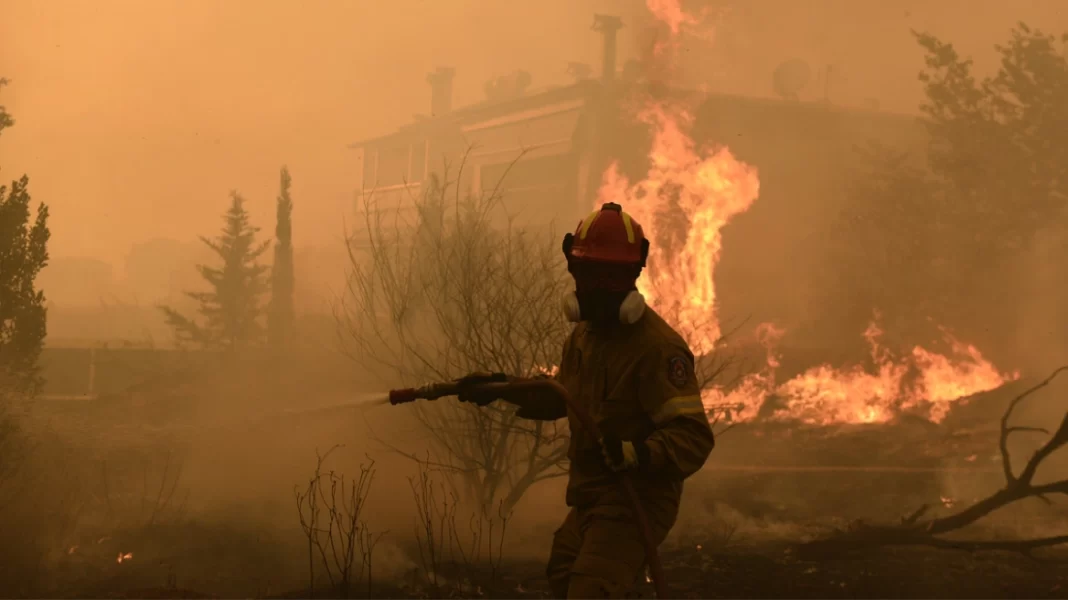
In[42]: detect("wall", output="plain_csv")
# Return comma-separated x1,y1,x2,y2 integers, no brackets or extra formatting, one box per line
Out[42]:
691,96,930,353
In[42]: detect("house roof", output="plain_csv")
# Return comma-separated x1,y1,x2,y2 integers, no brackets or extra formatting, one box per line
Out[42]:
348,79,603,150
348,78,921,152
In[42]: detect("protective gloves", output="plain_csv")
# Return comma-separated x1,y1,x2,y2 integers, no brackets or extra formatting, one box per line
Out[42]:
600,432,651,472
456,372,509,406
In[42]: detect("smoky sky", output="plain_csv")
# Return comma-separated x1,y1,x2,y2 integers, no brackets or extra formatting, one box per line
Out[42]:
1,0,1065,268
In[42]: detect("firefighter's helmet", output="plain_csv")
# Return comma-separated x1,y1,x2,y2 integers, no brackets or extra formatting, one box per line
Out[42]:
562,202,650,266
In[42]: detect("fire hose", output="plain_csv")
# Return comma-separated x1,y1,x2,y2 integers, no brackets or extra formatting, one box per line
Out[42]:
389,378,669,599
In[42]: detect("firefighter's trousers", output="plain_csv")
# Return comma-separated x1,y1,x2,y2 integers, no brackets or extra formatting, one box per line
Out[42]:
545,499,672,599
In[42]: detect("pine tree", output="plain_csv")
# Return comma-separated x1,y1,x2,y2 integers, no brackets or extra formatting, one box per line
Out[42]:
0,78,13,138
0,78,50,397
267,167,295,348
161,192,270,352
0,176,50,395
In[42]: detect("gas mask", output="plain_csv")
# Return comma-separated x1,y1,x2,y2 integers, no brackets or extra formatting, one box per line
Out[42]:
561,250,647,326
562,288,646,325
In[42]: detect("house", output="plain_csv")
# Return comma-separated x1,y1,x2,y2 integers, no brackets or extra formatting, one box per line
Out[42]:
347,13,930,343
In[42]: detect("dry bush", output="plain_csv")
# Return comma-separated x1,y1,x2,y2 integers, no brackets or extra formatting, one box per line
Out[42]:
295,445,383,599
406,455,512,598
93,448,188,532
338,152,571,514
0,410,90,596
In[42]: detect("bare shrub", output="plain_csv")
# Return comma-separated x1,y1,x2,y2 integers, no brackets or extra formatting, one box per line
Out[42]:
294,445,382,599
407,455,513,598
338,152,570,513
0,412,90,596
96,447,188,530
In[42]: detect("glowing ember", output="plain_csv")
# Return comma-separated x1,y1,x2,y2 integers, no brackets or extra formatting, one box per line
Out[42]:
586,1,1019,426
535,364,561,378
117,552,133,564
67,545,78,555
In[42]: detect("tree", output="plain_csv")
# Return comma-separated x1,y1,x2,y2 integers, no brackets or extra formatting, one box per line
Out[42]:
914,23,1068,261
161,192,270,352
267,166,296,349
0,78,13,139
0,77,49,396
821,23,1068,341
339,154,571,513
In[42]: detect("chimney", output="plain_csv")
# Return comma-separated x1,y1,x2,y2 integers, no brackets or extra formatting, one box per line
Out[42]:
591,14,624,81
426,67,456,116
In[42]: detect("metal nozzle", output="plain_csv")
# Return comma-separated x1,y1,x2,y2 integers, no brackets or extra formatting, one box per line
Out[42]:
388,388,420,405
388,381,462,405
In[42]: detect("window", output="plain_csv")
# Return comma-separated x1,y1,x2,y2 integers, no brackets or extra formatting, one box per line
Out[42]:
480,153,573,195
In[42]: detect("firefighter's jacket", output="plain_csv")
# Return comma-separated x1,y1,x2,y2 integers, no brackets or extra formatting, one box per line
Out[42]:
527,307,716,512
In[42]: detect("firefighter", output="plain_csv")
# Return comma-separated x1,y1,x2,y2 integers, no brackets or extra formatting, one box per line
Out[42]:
458,202,716,599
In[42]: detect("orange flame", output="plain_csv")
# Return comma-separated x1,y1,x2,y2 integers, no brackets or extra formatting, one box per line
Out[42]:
117,551,133,564
645,0,698,36
597,103,760,355
588,2,1019,426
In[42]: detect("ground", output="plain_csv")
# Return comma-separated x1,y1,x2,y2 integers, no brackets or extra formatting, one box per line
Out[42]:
77,542,1068,599
19,379,1068,599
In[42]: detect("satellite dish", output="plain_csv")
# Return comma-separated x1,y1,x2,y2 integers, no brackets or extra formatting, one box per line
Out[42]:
773,59,811,101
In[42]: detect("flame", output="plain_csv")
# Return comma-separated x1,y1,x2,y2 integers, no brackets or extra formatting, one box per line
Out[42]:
535,364,561,378
67,545,78,555
587,2,1018,426
597,103,759,354
645,0,698,36
117,552,133,564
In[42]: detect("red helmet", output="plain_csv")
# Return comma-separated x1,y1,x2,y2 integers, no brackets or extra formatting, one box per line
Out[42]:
563,203,649,266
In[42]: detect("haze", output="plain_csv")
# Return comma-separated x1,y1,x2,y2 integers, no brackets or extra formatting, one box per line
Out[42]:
2,0,1065,271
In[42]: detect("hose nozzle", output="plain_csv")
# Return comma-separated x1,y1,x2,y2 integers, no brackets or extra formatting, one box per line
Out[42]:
388,388,420,405
388,381,462,405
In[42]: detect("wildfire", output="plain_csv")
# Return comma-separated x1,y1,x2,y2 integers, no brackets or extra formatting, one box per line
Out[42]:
588,1,1019,426
117,552,133,564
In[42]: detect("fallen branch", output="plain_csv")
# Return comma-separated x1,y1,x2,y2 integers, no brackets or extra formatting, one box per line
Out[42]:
798,366,1068,560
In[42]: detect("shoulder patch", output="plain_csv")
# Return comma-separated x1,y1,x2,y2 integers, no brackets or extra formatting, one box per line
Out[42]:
667,355,691,388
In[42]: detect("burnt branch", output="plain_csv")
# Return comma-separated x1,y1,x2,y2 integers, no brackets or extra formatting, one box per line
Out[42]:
801,365,1068,559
